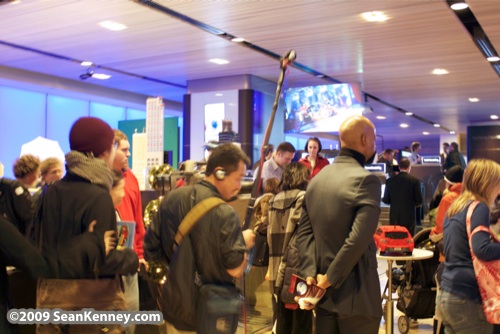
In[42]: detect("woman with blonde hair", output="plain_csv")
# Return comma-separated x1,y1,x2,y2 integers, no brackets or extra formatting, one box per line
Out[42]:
438,159,500,333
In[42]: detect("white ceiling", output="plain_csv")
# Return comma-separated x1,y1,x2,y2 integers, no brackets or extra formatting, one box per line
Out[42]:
1,0,500,142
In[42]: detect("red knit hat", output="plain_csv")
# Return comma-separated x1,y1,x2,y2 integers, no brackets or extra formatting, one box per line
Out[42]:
69,117,114,157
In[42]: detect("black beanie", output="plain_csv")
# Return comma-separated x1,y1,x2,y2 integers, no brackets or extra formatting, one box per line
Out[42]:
445,166,464,185
69,117,114,157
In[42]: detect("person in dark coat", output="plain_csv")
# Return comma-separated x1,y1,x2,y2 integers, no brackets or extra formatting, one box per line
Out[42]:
0,215,108,334
296,115,382,334
382,158,423,235
38,117,138,278
0,177,33,235
443,142,466,172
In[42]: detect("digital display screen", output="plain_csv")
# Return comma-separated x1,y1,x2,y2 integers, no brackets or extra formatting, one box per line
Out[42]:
284,83,364,134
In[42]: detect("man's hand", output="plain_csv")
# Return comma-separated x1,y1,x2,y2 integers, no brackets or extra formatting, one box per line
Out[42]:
316,273,331,289
294,276,317,310
139,258,149,271
242,229,256,249
104,230,116,256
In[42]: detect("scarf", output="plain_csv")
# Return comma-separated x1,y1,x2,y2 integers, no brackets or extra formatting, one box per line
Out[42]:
65,151,113,190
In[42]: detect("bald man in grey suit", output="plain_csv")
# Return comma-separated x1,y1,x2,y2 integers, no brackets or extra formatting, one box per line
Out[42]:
296,115,382,333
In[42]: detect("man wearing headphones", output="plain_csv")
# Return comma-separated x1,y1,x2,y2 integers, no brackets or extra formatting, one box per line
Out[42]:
144,143,255,334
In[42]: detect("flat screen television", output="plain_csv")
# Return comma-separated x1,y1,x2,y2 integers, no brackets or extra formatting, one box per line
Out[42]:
284,83,364,133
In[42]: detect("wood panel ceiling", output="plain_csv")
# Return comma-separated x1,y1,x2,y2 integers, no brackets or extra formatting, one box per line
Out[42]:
1,0,499,142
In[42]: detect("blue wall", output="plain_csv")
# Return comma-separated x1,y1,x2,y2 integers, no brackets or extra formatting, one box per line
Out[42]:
0,85,146,179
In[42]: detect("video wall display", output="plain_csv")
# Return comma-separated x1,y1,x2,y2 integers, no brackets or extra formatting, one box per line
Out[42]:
284,83,364,133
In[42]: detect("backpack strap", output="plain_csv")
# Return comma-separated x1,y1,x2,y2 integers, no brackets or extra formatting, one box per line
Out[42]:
174,197,225,248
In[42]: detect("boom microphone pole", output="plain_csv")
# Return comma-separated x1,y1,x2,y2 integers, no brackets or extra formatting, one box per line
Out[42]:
242,50,296,231
241,50,295,334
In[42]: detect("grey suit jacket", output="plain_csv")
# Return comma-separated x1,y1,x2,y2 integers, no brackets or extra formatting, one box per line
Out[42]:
296,154,382,318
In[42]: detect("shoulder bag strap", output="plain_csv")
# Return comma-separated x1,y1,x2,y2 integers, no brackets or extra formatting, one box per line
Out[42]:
465,200,480,240
173,197,225,248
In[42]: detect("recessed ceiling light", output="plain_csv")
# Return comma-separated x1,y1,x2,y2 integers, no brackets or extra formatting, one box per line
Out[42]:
487,56,500,62
433,123,441,128
405,112,413,116
81,61,93,67
92,73,111,80
231,37,245,43
468,97,479,102
215,93,223,97
361,11,389,22
376,116,386,120
449,131,456,134
491,115,499,120
432,68,449,75
98,20,127,31
209,58,230,65
400,123,409,128
450,2,469,10
423,131,430,135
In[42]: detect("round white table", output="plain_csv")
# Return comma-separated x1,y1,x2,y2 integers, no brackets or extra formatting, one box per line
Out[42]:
377,248,434,334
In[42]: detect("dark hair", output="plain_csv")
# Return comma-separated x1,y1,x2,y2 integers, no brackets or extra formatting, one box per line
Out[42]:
13,154,41,178
111,169,124,188
279,162,310,191
450,142,459,151
383,148,394,155
264,144,274,157
442,142,449,147
304,137,322,153
276,142,296,154
400,158,411,169
206,143,250,177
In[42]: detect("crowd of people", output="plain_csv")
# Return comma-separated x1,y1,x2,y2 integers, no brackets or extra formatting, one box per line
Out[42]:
1,113,500,334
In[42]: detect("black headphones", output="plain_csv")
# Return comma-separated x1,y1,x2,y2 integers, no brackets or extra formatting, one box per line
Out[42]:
214,169,226,180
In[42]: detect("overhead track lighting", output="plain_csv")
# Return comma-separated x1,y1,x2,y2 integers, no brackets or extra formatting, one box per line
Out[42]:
446,0,500,77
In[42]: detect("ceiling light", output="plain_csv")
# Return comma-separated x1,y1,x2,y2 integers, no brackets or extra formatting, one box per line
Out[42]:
376,116,386,120
449,131,456,134
434,123,441,127
468,97,479,102
491,115,499,120
315,74,326,78
400,123,409,128
450,2,469,10
209,58,230,65
231,37,245,43
215,93,223,97
487,56,500,62
361,11,389,22
81,61,93,67
423,131,430,135
432,68,449,75
92,73,111,80
98,20,127,31
405,112,413,116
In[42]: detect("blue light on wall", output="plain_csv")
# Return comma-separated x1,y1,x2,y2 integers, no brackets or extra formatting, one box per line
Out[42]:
0,86,45,177
46,95,90,154
90,102,126,129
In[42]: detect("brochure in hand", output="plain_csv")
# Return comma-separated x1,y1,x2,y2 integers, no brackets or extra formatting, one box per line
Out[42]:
288,274,326,306
116,221,135,250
